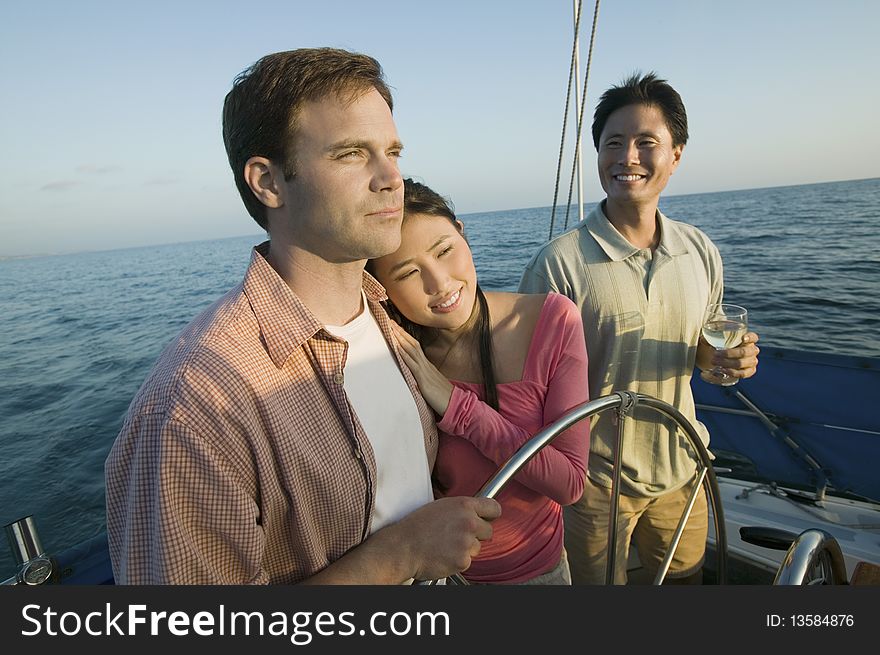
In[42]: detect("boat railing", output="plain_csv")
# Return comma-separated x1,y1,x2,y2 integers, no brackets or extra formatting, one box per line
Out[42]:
696,387,829,501
2,515,56,586
740,526,849,585
419,391,728,585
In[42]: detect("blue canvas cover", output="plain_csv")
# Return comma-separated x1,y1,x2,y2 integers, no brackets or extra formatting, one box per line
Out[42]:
694,347,880,502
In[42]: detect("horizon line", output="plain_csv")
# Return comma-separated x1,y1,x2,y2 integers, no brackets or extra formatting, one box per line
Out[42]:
3,175,877,262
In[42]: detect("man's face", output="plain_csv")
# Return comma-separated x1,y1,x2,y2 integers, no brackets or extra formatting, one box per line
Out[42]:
280,88,404,262
597,103,683,207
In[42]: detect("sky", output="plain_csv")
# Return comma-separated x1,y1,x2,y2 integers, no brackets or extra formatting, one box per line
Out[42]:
1,0,878,257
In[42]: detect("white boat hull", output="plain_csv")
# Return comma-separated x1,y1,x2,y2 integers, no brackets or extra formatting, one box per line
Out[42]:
706,476,880,583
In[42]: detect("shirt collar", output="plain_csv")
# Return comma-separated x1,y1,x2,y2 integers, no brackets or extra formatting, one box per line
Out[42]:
586,202,689,261
243,241,389,368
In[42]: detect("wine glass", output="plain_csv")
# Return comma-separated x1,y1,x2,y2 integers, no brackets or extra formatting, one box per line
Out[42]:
702,303,748,386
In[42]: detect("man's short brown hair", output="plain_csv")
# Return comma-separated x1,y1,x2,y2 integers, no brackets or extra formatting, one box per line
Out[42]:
222,48,393,230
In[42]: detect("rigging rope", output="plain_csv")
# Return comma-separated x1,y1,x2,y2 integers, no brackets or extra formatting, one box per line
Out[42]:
547,0,582,241
564,0,601,231
548,0,601,239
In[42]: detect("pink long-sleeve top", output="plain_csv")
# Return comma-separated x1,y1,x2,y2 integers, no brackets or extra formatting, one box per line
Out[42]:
435,292,590,583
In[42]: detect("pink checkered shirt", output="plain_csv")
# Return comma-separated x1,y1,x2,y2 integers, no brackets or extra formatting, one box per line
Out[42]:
105,242,438,584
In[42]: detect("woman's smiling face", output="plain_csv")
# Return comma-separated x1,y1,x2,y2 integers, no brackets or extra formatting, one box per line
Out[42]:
369,212,477,330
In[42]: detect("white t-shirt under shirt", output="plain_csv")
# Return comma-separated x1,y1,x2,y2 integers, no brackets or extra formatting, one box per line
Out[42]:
325,294,434,533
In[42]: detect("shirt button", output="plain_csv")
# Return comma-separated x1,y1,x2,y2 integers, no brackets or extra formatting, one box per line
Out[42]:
333,372,344,384
354,449,362,459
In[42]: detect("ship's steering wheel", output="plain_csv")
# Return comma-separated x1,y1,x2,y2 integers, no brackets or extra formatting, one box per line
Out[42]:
417,392,728,585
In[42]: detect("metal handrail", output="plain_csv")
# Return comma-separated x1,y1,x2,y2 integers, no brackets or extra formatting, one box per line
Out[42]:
773,529,848,585
427,392,727,585
2,516,56,585
696,388,830,501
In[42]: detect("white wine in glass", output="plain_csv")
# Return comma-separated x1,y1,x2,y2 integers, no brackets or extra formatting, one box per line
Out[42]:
702,303,748,386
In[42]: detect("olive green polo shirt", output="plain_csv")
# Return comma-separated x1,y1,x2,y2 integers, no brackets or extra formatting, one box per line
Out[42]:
519,204,723,497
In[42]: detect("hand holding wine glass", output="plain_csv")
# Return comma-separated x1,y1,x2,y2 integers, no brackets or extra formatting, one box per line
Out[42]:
702,303,748,386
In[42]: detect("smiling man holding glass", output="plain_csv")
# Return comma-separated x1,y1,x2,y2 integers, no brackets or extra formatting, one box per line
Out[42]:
519,72,760,585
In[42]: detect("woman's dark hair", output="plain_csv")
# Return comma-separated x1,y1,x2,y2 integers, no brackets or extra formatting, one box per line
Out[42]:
369,178,499,411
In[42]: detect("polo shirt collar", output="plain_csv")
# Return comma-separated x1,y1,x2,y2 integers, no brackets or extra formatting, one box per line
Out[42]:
586,202,689,261
243,241,389,368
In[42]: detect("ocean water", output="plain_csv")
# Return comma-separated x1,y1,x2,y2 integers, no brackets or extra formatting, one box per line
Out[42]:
1,177,878,574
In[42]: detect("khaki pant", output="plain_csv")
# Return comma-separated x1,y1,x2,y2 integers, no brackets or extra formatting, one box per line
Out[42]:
564,477,708,585
517,549,571,585
469,550,572,586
